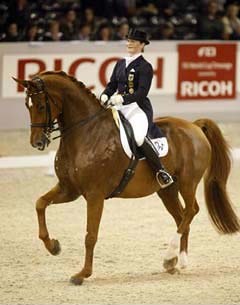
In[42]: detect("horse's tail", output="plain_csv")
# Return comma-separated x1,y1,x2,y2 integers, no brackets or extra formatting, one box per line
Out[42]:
194,118,240,234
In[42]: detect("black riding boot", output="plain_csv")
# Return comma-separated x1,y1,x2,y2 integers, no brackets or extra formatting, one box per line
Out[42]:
140,137,174,188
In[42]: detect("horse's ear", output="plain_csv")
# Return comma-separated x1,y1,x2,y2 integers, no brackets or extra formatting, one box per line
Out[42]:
12,77,30,88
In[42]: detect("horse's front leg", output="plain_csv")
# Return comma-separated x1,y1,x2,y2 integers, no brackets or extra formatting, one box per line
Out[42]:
70,197,104,285
36,183,79,255
157,186,184,272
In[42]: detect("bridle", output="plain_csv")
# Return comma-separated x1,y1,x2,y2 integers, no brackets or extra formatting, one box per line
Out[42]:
25,77,105,144
26,77,61,146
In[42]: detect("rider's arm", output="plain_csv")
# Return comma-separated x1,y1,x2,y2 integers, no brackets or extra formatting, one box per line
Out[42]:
101,61,120,98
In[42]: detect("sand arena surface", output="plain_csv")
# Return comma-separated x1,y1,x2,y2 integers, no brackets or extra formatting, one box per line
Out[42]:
0,124,240,305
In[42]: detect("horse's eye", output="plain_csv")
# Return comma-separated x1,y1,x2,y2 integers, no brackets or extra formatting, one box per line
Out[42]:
37,104,45,112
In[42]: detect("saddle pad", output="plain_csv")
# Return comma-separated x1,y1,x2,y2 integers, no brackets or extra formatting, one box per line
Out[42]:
112,108,169,159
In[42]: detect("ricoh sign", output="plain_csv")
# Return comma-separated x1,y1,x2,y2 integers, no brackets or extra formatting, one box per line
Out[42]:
177,44,237,100
1,44,237,101
2,53,167,98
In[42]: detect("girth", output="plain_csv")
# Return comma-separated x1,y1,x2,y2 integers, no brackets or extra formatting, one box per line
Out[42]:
106,111,139,199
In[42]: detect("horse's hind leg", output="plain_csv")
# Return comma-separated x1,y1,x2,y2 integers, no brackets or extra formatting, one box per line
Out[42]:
70,196,104,285
157,184,187,271
177,183,199,236
36,183,79,255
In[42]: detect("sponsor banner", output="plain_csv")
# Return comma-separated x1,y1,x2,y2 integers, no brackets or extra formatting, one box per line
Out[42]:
2,52,177,98
177,43,237,100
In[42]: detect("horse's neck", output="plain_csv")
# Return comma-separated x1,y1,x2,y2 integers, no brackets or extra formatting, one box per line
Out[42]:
54,80,119,160
60,85,101,129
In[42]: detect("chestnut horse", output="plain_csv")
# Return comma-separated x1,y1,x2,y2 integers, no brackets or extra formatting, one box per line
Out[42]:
13,71,240,285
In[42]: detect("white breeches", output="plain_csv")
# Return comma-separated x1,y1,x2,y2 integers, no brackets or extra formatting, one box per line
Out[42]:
117,102,148,146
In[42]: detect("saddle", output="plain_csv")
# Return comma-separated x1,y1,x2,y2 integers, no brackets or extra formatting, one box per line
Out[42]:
113,109,169,159
106,109,169,199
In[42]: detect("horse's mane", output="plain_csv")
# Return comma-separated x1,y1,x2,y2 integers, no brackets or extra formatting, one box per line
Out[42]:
40,70,98,101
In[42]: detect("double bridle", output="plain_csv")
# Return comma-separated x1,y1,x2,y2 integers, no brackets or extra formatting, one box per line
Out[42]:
26,77,105,144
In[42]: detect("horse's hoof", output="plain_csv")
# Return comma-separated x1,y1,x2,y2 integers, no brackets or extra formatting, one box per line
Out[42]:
163,256,178,271
167,267,180,275
70,275,84,285
50,239,61,256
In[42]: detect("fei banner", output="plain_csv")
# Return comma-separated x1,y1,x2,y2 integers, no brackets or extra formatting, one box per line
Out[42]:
177,43,237,100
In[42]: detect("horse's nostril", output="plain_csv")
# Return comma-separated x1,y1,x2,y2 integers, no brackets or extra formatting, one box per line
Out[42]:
36,141,43,147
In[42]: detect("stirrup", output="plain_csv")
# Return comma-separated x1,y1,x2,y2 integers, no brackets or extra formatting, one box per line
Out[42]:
156,169,174,189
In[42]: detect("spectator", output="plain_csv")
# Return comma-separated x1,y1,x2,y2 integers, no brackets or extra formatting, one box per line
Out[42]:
197,0,224,39
81,7,97,33
22,23,41,41
152,22,176,40
2,23,21,41
77,23,92,40
200,0,226,12
43,20,64,41
60,9,79,40
113,22,129,40
1,0,239,42
7,0,33,34
124,0,137,17
81,1,102,16
94,23,112,41
222,3,240,39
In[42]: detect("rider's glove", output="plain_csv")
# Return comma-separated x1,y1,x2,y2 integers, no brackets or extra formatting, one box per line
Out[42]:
109,94,124,106
100,93,109,107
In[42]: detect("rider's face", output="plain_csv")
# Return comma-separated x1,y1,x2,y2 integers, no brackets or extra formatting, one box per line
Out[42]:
126,39,145,55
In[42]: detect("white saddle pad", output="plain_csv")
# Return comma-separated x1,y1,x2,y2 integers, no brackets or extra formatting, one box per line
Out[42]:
113,109,169,159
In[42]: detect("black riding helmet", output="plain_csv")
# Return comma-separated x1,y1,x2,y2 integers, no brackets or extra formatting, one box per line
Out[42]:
126,28,150,45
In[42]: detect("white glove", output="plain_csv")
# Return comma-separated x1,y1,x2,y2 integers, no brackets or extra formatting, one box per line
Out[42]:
109,94,124,106
100,94,109,106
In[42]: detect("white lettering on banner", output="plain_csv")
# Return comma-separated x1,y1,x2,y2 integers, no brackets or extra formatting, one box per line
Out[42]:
197,46,217,57
182,62,233,70
177,43,236,100
181,81,233,97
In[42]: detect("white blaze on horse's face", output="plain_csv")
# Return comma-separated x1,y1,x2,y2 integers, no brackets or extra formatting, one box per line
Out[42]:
126,39,145,55
28,92,50,151
12,76,50,150
25,85,48,149
28,97,33,108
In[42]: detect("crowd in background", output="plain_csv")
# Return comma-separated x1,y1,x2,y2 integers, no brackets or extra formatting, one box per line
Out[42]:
1,0,240,42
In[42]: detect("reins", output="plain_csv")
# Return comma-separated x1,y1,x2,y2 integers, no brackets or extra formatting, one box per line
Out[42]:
52,108,105,140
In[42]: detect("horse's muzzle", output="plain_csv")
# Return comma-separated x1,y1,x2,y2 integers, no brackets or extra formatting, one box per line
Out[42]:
32,133,50,151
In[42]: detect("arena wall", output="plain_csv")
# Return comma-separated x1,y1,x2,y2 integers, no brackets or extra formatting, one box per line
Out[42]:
0,41,239,129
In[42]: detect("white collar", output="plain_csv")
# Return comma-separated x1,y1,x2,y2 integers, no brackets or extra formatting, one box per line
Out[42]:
124,53,142,67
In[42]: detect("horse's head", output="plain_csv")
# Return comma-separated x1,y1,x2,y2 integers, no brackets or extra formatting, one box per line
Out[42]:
13,75,62,150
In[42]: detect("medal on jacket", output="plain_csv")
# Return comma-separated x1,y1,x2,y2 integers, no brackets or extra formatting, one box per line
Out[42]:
128,69,135,94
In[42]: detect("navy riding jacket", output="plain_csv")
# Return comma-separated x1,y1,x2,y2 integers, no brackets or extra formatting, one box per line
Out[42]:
102,55,162,138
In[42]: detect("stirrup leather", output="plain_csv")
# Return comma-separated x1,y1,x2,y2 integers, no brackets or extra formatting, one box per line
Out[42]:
156,169,174,189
